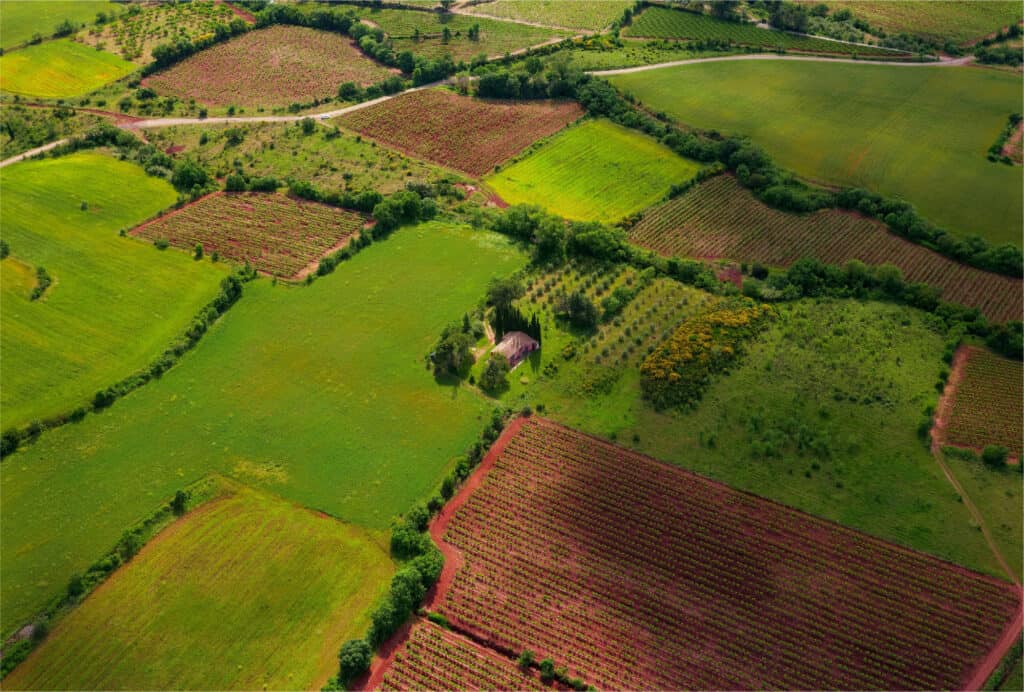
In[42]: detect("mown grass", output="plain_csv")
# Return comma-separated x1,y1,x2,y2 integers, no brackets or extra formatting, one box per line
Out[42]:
0,221,525,638
486,119,701,223
0,0,113,49
0,152,227,431
504,297,1008,580
463,0,632,31
608,61,1023,246
0,39,135,98
4,482,393,690
814,1,1023,45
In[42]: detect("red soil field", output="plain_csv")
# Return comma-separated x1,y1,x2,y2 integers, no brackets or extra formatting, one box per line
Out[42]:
942,346,1023,458
337,88,583,177
131,192,363,278
427,416,1021,690
144,25,395,107
630,175,1023,322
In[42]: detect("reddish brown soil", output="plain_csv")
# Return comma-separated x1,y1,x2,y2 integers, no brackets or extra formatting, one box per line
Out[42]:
714,263,743,287
963,602,1024,690
1001,119,1024,164
355,618,416,692
931,344,973,453
219,0,256,24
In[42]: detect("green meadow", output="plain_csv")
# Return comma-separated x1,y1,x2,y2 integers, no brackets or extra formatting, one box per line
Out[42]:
0,0,114,49
609,61,1024,246
0,221,525,637
0,39,135,98
4,483,393,690
0,152,227,430
486,119,701,223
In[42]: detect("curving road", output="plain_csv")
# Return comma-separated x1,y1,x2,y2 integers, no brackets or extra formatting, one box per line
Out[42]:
588,52,973,75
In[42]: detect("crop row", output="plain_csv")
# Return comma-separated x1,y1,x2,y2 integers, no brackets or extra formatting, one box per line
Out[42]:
438,417,1021,691
132,192,363,278
339,88,582,177
624,7,904,56
80,2,239,62
947,347,1023,456
379,620,543,690
630,175,1023,322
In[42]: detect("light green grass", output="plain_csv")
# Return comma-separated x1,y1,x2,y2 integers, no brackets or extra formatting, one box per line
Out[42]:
4,482,393,690
0,221,525,638
486,119,701,223
816,1,1023,45
0,152,227,430
464,0,632,31
0,38,135,98
608,61,1023,246
0,0,113,49
538,43,736,70
504,297,1007,580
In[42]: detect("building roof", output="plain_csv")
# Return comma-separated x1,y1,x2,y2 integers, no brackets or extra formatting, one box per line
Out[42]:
492,331,538,359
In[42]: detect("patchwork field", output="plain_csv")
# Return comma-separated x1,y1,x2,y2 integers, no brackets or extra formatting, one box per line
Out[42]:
144,121,448,194
811,1,1023,44
353,8,572,61
4,483,393,690
0,222,525,638
131,192,364,279
143,25,395,107
0,0,113,49
0,152,227,431
630,175,1023,321
337,88,583,177
625,7,905,56
486,119,701,222
945,347,1023,457
433,416,1020,689
608,61,1024,246
78,0,245,63
0,38,136,98
462,0,632,31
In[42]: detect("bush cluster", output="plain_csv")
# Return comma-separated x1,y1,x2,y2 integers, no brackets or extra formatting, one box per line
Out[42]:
987,113,1022,164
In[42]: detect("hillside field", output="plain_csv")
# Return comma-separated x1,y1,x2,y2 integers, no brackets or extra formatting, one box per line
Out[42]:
608,61,1024,246
0,38,135,98
462,0,632,31
630,175,1022,322
0,0,113,49
811,1,1023,44
3,483,393,690
0,152,227,430
143,25,395,107
0,222,525,638
486,119,701,222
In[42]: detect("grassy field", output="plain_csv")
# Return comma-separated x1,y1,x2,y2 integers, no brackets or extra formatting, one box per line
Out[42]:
609,61,1024,247
811,1,1023,45
4,483,394,690
0,104,107,158
144,121,450,194
0,152,227,431
0,0,114,49
534,42,736,70
0,38,136,98
353,8,572,60
486,119,701,222
463,0,632,31
144,25,394,107
498,296,1007,580
0,221,525,638
624,7,906,56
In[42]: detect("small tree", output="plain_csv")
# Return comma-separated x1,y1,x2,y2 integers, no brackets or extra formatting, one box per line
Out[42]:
486,276,523,310
982,445,1009,469
338,639,372,683
300,117,316,135
171,489,188,515
539,658,556,682
193,243,204,260
517,649,535,669
479,355,510,395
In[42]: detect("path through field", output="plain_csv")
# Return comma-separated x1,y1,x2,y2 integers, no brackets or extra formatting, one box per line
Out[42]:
588,52,973,75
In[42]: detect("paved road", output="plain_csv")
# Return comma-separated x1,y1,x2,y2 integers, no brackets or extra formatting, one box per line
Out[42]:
589,52,973,75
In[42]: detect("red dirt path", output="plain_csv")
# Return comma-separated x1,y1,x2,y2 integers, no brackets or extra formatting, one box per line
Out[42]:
964,603,1024,690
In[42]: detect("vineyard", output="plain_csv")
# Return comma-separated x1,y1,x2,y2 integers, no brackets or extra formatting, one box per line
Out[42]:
630,175,1023,322
131,192,364,278
624,7,906,56
337,88,583,177
144,25,395,107
436,417,1021,690
377,620,544,690
463,0,633,31
946,347,1023,457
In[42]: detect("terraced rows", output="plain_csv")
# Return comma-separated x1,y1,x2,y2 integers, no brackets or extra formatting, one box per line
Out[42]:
947,347,1023,456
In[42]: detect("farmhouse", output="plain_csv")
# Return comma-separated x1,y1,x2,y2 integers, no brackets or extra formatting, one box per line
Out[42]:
492,331,539,368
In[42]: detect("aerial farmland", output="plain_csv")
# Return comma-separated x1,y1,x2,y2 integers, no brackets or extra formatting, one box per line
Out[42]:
0,0,1021,691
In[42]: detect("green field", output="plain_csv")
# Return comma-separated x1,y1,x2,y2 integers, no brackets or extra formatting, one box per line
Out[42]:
0,104,107,159
0,152,227,430
814,1,1023,44
624,7,906,56
4,483,393,690
0,38,135,98
464,0,632,31
498,294,1008,580
0,0,114,49
0,221,525,637
486,119,701,222
609,61,1024,246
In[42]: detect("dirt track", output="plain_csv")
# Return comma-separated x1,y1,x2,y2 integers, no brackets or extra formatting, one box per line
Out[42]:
589,52,973,75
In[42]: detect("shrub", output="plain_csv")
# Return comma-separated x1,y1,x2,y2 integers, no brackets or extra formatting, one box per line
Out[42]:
981,445,1009,468
479,355,511,395
337,639,372,683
